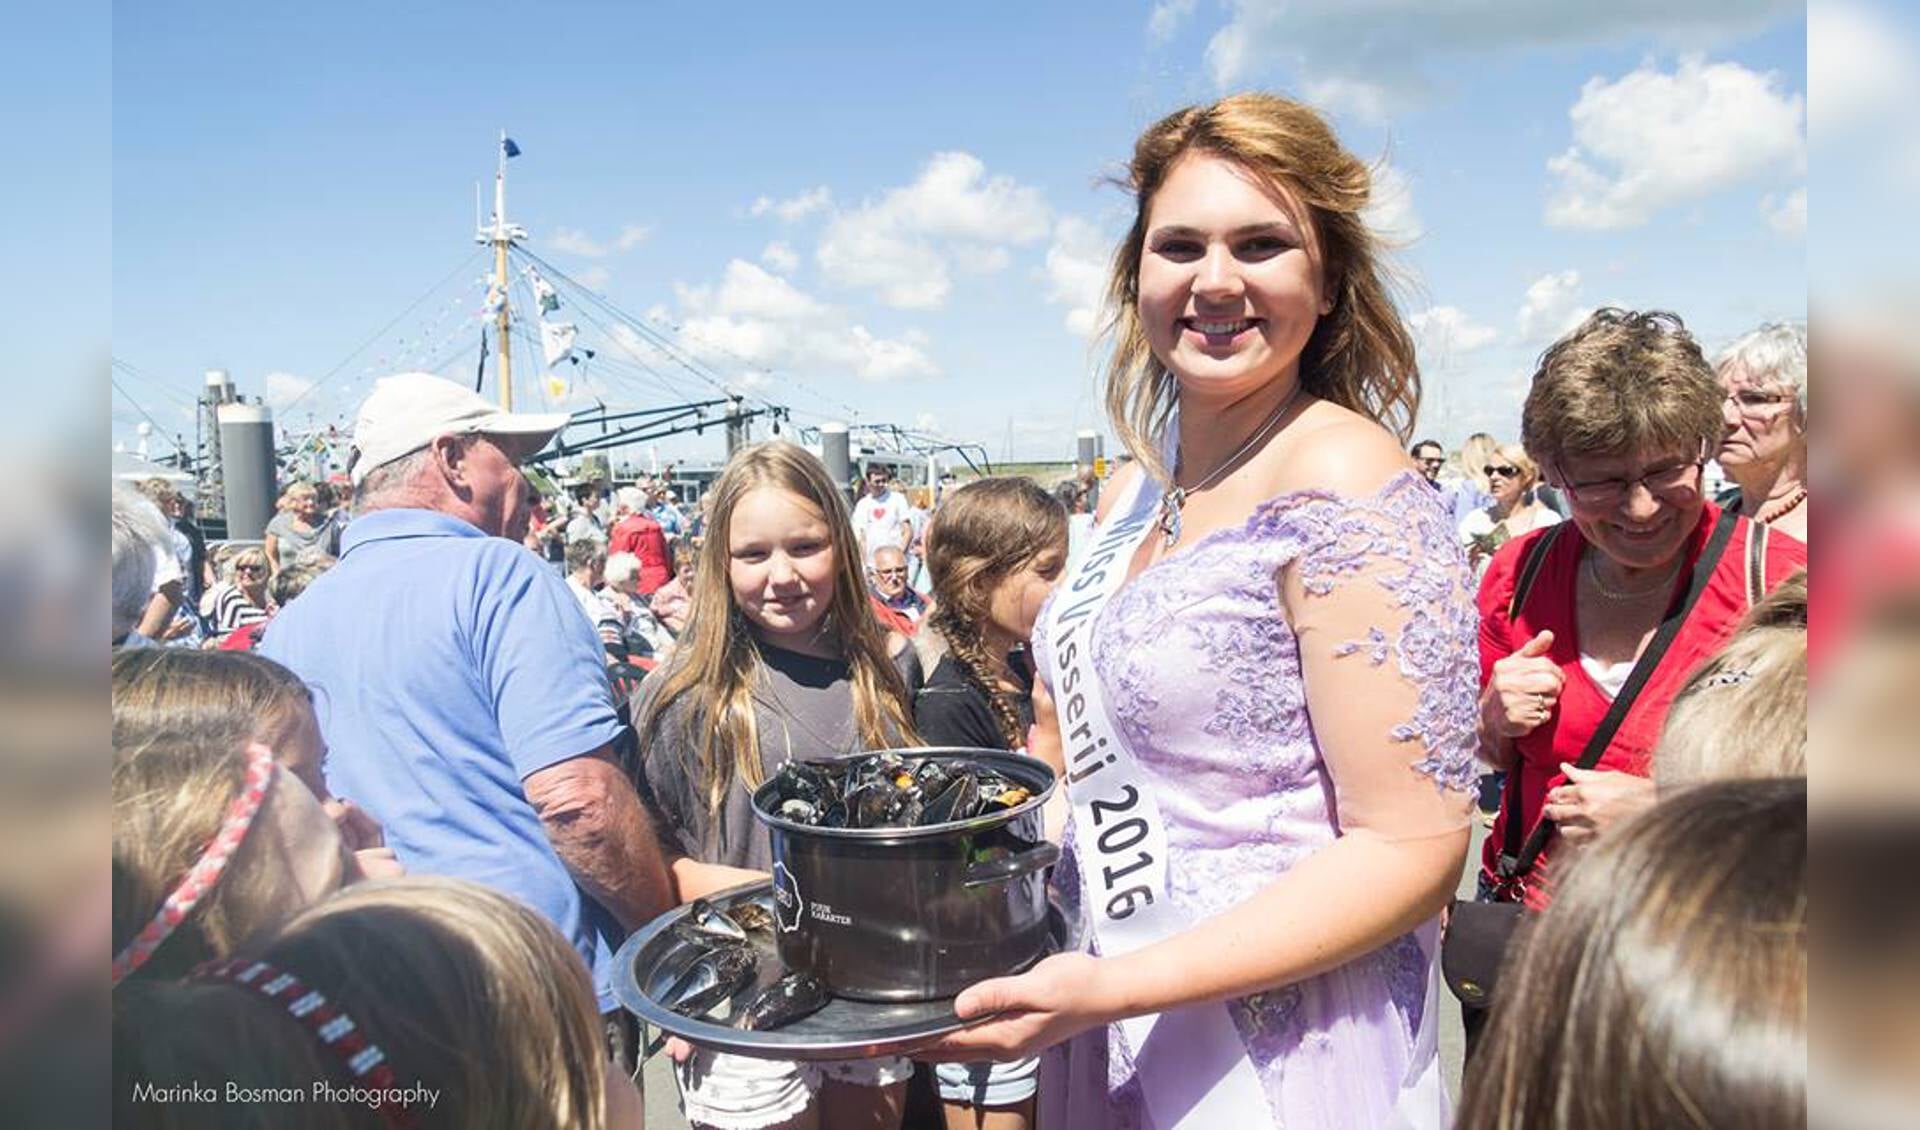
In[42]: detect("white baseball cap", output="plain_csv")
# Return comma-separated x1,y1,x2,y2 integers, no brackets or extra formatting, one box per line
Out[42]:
348,372,570,485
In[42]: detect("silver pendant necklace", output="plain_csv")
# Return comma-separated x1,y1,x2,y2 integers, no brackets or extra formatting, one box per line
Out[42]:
1157,383,1305,547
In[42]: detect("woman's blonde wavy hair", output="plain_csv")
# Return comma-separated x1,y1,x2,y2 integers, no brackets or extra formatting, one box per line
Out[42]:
638,441,918,817
1102,91,1420,481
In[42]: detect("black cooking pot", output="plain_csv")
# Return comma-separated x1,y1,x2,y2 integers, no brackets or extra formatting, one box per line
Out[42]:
750,747,1060,1002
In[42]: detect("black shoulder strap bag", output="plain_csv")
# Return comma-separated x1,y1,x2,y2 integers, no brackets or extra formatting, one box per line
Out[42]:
1442,508,1739,1009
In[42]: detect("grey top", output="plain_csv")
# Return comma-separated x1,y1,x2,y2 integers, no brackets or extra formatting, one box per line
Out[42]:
635,641,921,872
265,512,330,564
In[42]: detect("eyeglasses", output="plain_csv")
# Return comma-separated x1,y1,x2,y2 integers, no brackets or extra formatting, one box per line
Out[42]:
236,564,265,575
875,568,908,579
1725,390,1796,420
1484,464,1522,479
1559,457,1704,509
1416,456,1444,467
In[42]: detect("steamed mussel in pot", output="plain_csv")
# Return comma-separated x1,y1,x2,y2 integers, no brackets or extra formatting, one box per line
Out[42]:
764,754,1034,830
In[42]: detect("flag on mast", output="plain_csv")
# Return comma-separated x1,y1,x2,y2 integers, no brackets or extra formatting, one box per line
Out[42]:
502,136,522,159
529,267,560,314
540,320,578,367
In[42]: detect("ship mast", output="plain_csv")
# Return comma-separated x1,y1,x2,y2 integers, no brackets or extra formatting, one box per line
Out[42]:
480,131,527,410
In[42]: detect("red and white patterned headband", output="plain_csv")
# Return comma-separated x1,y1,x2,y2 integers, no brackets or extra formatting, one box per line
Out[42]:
195,956,416,1127
111,743,276,985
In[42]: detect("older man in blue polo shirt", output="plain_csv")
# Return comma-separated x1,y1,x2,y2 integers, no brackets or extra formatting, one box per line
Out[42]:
261,372,674,1037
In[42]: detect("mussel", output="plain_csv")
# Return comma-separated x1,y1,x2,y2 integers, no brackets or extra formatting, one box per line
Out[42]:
664,942,758,1019
846,779,916,827
672,898,748,949
735,971,830,1031
762,755,1037,830
916,772,980,826
977,771,1033,810
726,901,775,937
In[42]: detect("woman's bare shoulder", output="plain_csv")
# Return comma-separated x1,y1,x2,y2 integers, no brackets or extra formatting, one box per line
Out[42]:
1269,403,1418,499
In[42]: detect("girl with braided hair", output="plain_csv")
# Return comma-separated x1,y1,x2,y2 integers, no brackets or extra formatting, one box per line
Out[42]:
910,476,1067,1130
914,477,1069,756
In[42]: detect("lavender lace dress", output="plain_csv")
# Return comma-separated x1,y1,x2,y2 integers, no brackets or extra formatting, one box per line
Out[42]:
1034,470,1479,1130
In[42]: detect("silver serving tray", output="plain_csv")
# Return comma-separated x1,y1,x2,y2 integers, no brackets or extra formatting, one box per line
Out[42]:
613,880,1078,1061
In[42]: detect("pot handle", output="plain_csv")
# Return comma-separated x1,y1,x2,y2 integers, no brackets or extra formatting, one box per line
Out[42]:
962,840,1061,889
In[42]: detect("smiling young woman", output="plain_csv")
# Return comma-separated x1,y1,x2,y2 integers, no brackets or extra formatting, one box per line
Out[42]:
921,94,1478,1130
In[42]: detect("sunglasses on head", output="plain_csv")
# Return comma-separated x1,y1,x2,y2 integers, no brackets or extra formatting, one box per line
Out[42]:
1484,464,1523,479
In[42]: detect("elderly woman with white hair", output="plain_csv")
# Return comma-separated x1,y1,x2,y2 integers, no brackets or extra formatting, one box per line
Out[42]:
112,486,172,647
1716,321,1809,543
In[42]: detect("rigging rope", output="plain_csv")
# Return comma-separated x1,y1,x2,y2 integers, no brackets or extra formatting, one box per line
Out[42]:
109,372,193,458
281,248,488,413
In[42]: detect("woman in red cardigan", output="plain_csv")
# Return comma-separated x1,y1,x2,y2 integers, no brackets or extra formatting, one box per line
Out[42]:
1476,308,1806,913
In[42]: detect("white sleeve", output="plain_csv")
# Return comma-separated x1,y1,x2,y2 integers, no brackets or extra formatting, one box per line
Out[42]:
150,543,182,587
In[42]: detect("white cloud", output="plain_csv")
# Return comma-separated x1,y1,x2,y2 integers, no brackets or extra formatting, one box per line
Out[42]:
1148,0,1197,42
846,326,940,382
1410,306,1498,366
1809,0,1919,136
1544,55,1804,230
750,186,832,222
731,370,775,394
263,371,314,409
818,222,952,310
664,261,939,384
950,244,1012,274
576,266,612,291
1762,187,1806,237
1362,161,1422,243
817,151,1052,310
677,260,827,321
546,224,652,258
1043,216,1112,338
761,241,800,274
1517,270,1586,341
1201,0,1797,117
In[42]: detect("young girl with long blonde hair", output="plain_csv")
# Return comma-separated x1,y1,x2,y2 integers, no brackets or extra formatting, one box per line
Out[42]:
634,440,919,1130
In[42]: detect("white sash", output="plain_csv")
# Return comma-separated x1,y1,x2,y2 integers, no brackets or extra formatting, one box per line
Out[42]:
1043,468,1271,1127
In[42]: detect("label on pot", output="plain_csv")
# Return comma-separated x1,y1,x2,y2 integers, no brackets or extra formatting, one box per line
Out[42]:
807,901,852,926
771,861,803,934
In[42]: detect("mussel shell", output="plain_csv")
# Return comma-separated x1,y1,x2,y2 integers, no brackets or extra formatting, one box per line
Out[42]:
666,942,757,1018
850,777,930,828
917,772,980,826
772,760,836,805
725,902,774,937
735,970,830,1031
776,797,820,825
671,898,749,948
844,752,907,793
912,758,955,796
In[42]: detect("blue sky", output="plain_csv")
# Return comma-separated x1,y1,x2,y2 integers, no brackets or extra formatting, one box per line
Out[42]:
111,1,1813,469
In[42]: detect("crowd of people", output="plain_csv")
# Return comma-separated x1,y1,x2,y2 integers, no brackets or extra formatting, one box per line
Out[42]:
112,90,1809,1130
